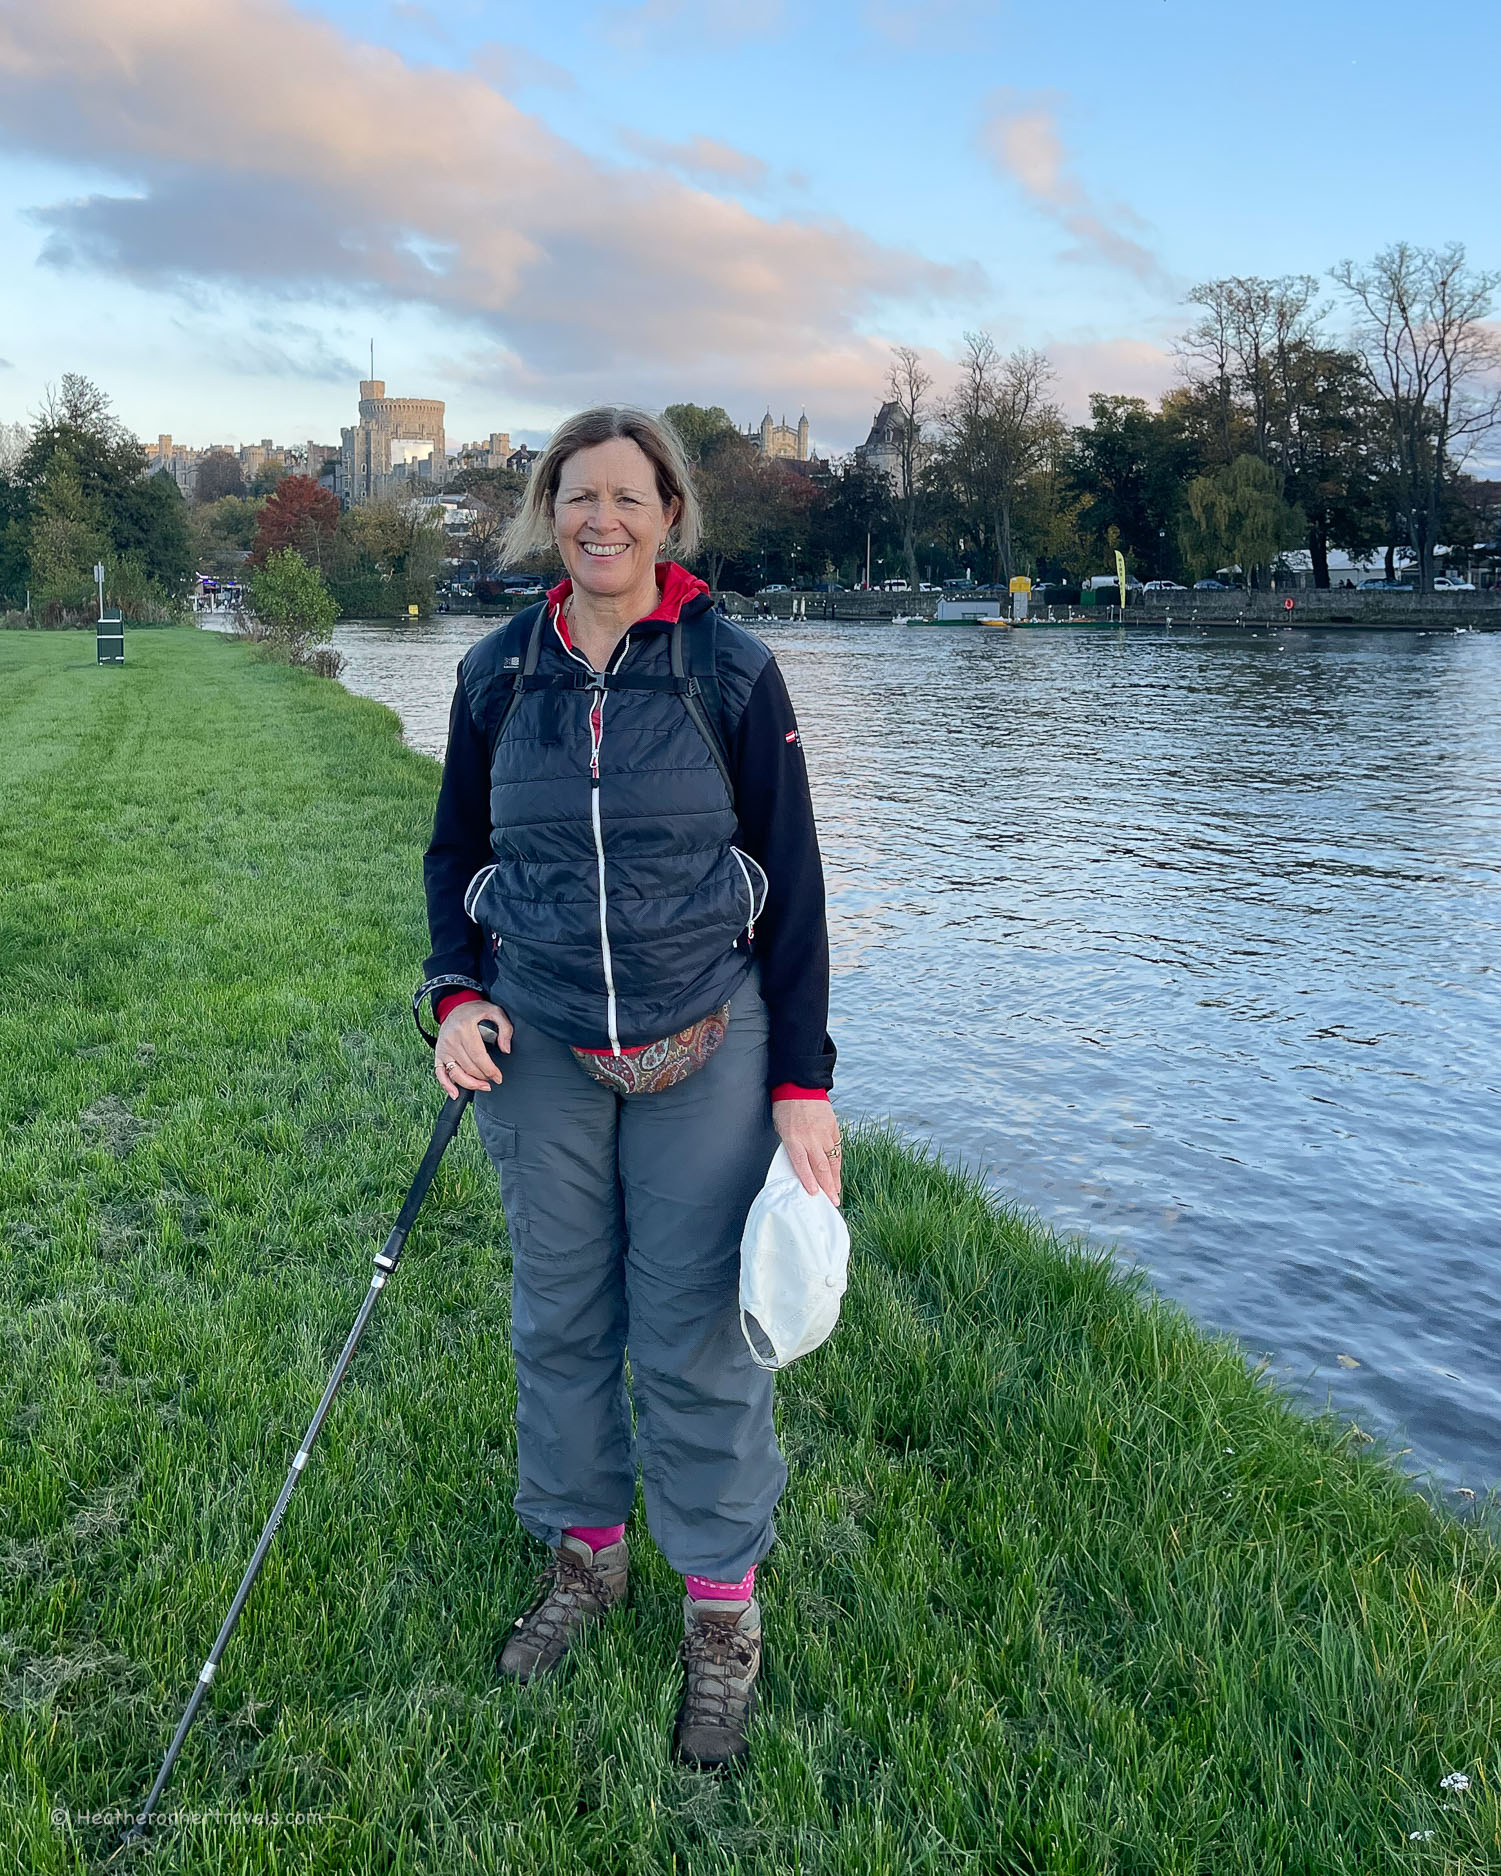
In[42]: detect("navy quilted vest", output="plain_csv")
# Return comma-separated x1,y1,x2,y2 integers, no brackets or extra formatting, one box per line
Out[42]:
466,606,766,1051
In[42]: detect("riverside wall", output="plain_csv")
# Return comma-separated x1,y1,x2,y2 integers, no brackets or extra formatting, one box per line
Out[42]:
716,590,1501,629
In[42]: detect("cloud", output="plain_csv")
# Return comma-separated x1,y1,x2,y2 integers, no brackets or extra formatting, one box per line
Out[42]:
0,0,966,428
977,90,1167,288
470,41,577,94
619,131,769,190
0,357,12,370
1045,338,1178,418
606,0,786,49
206,317,359,383
864,0,980,47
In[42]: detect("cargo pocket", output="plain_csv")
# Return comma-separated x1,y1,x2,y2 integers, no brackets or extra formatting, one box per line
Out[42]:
475,1111,528,1241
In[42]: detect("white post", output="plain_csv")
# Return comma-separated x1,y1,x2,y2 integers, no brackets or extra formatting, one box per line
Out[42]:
94,562,106,622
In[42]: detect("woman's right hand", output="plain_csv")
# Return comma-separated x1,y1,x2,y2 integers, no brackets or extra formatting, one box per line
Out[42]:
434,999,512,1097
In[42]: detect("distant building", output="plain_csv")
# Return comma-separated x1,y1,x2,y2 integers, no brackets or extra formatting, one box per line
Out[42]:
146,434,201,498
506,444,540,476
456,431,513,471
340,378,447,505
306,441,341,490
749,410,811,462
854,402,905,492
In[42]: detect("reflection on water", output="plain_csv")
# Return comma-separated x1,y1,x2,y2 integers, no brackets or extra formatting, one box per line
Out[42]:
330,614,1501,1493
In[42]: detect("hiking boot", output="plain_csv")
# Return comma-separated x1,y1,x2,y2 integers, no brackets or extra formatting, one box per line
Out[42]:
498,1534,629,1682
672,1596,761,1768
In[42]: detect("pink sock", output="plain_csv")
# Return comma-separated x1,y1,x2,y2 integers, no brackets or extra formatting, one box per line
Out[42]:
564,1523,626,1551
684,1565,756,1602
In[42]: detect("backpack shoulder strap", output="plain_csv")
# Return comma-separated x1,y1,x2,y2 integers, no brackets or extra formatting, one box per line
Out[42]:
463,600,548,750
670,610,734,804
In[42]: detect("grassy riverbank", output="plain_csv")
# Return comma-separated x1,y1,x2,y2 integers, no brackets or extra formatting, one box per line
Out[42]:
2,628,1498,1874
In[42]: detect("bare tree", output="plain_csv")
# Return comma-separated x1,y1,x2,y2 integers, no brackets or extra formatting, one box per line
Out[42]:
1332,242,1501,590
938,336,1061,583
1179,275,1323,469
0,420,29,477
885,346,931,591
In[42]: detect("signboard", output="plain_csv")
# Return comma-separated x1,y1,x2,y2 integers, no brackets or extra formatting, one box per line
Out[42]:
1284,597,1295,612
97,607,124,665
1009,575,1032,622
407,604,420,616
1114,550,1127,608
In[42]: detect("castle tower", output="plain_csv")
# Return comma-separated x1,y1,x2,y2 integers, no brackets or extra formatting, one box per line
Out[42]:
797,412,810,461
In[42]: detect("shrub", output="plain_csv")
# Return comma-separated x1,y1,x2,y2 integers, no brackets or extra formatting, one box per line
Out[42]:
245,548,339,666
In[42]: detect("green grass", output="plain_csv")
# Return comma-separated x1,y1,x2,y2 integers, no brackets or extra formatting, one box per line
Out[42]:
1,628,1498,1874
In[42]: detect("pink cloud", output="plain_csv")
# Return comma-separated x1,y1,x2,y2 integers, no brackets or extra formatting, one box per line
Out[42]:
0,0,962,429
620,131,770,190
977,90,1168,288
1046,338,1179,417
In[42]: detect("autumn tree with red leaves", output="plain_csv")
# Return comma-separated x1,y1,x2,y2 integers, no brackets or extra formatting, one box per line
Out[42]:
250,475,340,570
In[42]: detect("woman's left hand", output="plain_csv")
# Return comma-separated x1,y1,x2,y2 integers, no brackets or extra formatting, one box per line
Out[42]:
772,1098,842,1206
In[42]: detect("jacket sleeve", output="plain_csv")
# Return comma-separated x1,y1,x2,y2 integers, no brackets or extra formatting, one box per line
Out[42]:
420,664,494,1009
729,657,836,1093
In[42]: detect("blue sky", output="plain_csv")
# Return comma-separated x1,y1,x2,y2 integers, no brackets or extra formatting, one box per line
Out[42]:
0,0,1496,454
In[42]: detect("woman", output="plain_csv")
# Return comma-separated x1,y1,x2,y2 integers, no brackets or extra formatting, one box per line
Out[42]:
417,406,839,1767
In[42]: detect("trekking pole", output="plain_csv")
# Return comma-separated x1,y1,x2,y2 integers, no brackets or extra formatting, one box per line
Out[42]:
121,1025,498,1848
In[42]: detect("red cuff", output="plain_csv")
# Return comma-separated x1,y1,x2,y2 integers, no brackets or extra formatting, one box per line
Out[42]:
436,988,484,1025
770,1083,829,1103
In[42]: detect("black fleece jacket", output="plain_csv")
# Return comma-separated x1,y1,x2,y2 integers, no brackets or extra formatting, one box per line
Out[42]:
421,622,836,1094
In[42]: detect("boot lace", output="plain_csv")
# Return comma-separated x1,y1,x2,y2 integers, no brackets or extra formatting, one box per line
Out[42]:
679,1620,756,1725
516,1546,613,1651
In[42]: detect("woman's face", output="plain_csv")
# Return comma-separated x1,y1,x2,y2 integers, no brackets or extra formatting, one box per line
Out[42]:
552,438,678,602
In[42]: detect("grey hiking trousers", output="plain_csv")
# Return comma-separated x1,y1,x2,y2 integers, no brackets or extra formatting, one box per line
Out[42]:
474,967,786,1580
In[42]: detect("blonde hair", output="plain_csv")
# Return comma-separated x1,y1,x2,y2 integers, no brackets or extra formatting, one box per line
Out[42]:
500,406,702,565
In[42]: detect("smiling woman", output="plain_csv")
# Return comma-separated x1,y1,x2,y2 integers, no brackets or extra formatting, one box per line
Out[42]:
417,404,840,1768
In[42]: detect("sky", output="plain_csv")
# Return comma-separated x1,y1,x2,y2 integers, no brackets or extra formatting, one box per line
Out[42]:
0,0,1496,455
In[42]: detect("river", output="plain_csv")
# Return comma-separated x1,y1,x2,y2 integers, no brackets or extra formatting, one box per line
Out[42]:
328,613,1501,1497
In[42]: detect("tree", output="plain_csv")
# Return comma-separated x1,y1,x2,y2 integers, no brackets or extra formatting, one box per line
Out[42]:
246,548,339,662
1180,275,1322,470
1066,393,1202,580
39,371,129,442
249,460,287,498
16,376,192,607
0,421,29,477
195,450,246,504
935,336,1061,583
27,458,109,611
330,496,446,614
190,494,262,579
663,403,739,465
1275,344,1384,586
251,475,340,569
692,436,762,591
885,346,931,590
1332,242,1501,590
809,459,896,588
1181,454,1304,587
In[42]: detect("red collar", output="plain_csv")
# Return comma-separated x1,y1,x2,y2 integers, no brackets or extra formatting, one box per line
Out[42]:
545,561,709,648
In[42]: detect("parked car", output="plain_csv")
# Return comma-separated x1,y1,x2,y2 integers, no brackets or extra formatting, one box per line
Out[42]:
758,583,791,595
1193,579,1231,590
1356,578,1414,590
1085,573,1144,592
882,579,910,592
1433,576,1477,590
1142,579,1187,592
